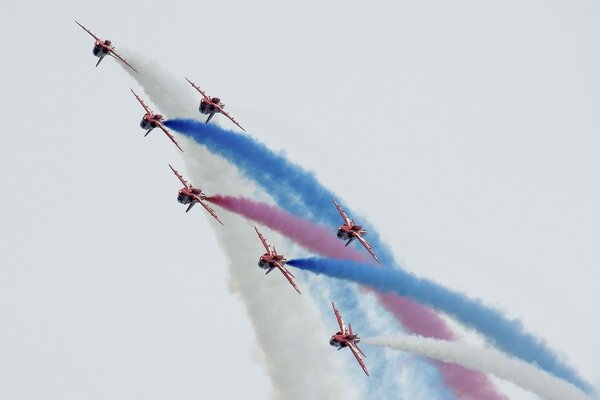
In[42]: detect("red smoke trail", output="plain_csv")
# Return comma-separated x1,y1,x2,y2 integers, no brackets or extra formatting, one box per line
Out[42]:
208,194,508,400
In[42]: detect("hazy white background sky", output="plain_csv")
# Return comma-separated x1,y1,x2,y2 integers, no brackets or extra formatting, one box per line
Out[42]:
1,1,598,399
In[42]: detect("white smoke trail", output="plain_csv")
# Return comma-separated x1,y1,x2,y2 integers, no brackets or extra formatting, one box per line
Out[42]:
119,51,362,400
365,335,593,400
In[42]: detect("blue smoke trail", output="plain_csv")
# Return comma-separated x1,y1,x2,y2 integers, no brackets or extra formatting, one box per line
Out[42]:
168,120,463,397
287,257,594,394
165,118,394,266
167,120,453,397
165,118,593,394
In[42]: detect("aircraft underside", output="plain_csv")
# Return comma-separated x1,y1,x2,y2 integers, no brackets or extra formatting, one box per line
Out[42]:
177,194,194,205
337,230,353,241
140,119,153,130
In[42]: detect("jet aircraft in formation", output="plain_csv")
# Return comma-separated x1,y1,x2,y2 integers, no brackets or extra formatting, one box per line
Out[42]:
75,21,138,73
330,302,369,376
169,164,223,224
254,227,301,294
131,89,183,152
77,23,377,378
333,199,380,263
186,77,246,131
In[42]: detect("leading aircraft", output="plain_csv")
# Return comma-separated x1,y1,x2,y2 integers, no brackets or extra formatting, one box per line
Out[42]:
131,89,183,152
254,227,301,294
75,21,138,73
168,164,223,224
185,77,246,131
329,301,369,376
333,199,380,263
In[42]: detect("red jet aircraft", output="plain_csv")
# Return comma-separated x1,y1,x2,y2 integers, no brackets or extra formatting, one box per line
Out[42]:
169,164,223,225
185,78,246,131
254,227,301,294
75,21,138,73
329,301,369,376
333,199,380,263
131,89,183,152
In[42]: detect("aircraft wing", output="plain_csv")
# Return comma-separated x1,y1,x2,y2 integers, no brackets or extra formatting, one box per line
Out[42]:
333,199,352,225
354,233,380,263
193,195,224,225
212,103,246,132
168,164,191,189
355,342,367,358
348,342,370,376
131,89,153,114
75,20,100,41
108,50,138,73
185,77,209,99
157,123,184,152
275,262,301,294
254,226,272,254
332,302,345,333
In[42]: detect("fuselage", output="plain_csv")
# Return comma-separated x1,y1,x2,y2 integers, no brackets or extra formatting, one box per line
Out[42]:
92,40,111,58
140,113,162,130
329,332,360,348
199,98,223,115
337,224,366,241
177,190,195,205
258,253,287,270
177,188,205,205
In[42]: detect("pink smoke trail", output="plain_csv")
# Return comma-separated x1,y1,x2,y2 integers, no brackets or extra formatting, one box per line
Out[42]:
207,194,508,400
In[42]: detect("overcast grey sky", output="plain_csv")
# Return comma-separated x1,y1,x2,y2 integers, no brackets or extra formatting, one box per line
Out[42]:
1,1,598,399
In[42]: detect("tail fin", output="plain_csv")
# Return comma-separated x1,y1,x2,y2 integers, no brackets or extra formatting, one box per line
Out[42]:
205,112,216,124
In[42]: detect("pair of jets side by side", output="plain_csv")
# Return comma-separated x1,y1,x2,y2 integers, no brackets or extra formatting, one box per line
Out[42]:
252,201,380,294
76,21,246,152
130,83,244,152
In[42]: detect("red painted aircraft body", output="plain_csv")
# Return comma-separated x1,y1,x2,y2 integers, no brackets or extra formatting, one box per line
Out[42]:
185,78,246,131
169,164,223,225
333,199,380,263
131,89,183,152
254,227,301,294
329,301,369,376
75,21,138,73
